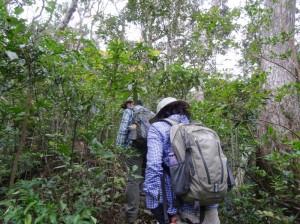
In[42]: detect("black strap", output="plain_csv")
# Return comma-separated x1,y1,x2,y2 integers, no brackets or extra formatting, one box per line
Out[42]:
193,201,200,215
227,162,235,191
184,148,192,191
161,172,170,224
199,206,206,224
162,163,170,175
225,196,232,211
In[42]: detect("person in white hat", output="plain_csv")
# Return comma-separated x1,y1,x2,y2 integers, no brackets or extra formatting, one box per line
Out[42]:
143,97,220,224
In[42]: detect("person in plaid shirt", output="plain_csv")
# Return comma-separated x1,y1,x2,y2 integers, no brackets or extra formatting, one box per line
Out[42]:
116,98,134,148
116,97,147,224
144,97,220,224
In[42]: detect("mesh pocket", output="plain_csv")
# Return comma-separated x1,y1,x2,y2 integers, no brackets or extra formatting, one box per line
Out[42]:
170,161,189,195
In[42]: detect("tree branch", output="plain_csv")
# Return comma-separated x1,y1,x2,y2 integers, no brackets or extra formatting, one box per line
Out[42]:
258,117,300,139
57,0,78,31
259,52,298,81
31,0,45,23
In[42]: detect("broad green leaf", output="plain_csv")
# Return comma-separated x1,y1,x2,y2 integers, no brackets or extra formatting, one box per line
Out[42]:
132,165,138,172
5,51,18,60
19,59,26,66
2,205,12,216
91,216,97,224
24,214,32,224
148,49,160,57
14,7,24,15
90,105,97,114
73,214,80,223
15,23,26,34
24,201,37,215
78,105,83,111
4,210,15,223
92,138,102,147
60,200,67,211
34,215,46,224
262,210,274,217
50,213,57,223
59,145,70,155
267,125,274,135
113,191,120,199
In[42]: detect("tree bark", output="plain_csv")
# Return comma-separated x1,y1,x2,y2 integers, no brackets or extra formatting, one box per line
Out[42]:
258,0,299,153
258,0,300,194
57,0,79,30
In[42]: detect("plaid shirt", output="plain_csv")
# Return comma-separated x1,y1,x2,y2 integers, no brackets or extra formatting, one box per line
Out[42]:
144,114,217,215
116,108,134,147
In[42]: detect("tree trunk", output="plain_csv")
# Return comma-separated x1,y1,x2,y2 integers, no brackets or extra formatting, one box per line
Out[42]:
258,0,299,193
57,0,79,30
9,88,32,187
258,0,299,152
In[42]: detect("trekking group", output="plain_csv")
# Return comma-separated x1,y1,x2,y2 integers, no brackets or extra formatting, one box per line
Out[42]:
116,96,234,224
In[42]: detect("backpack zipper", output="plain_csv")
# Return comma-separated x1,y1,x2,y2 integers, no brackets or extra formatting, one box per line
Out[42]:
195,139,211,184
217,141,224,183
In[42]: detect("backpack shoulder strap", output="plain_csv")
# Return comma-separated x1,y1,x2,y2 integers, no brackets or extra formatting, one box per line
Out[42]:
160,118,179,126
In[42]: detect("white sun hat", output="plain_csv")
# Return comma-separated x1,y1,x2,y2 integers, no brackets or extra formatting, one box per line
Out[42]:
149,97,190,124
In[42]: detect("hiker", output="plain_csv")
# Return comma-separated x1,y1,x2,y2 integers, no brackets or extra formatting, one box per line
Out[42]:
143,97,220,224
116,97,147,224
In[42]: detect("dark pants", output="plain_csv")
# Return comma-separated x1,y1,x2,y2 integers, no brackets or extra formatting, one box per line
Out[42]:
151,204,166,224
151,204,220,224
125,152,146,223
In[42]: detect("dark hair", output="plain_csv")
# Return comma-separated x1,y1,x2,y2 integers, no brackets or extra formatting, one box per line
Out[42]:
136,100,143,106
121,99,143,109
156,102,190,120
121,103,127,109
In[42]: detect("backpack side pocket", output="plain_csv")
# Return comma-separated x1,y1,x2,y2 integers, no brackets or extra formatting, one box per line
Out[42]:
170,161,189,195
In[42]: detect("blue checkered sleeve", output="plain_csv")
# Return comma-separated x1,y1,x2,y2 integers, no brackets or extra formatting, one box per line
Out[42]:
143,123,177,215
116,109,133,147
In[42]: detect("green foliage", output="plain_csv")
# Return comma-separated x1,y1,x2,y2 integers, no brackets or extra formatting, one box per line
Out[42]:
96,15,125,43
126,0,173,22
193,6,240,54
192,72,267,142
150,63,202,100
0,179,98,223
1,0,299,223
219,185,264,224
221,139,300,224
0,5,157,222
0,140,128,223
251,146,299,223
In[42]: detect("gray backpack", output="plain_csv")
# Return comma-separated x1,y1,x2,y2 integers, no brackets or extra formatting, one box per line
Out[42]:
129,106,155,152
164,119,229,206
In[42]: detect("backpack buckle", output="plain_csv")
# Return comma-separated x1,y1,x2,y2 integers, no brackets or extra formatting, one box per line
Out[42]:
213,184,219,192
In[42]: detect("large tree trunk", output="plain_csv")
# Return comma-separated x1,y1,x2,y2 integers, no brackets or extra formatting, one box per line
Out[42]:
258,0,299,152
258,0,299,193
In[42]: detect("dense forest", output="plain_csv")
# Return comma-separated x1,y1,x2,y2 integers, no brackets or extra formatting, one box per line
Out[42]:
0,0,299,223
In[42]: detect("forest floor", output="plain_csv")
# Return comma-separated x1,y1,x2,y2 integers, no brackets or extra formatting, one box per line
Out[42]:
117,195,158,224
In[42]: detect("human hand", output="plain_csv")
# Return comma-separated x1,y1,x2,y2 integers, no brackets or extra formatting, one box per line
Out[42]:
170,215,178,224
